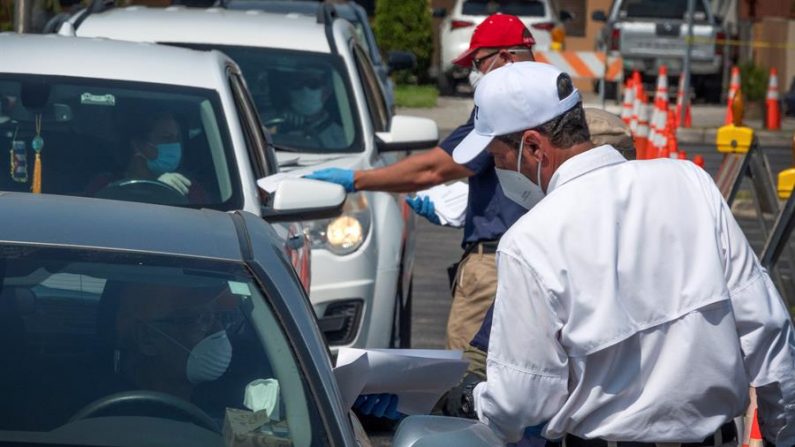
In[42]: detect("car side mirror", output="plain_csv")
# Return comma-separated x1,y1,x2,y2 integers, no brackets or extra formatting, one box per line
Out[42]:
591,10,607,22
392,415,502,447
376,115,438,152
432,7,447,18
261,178,345,222
560,9,574,22
387,51,417,75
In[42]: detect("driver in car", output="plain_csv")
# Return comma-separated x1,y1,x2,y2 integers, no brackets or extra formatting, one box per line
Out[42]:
269,67,345,149
113,283,234,403
85,110,207,203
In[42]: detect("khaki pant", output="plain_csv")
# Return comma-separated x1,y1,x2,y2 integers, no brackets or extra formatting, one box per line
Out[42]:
446,248,497,351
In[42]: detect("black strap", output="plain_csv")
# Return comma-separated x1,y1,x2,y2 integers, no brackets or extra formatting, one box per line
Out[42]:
563,421,736,447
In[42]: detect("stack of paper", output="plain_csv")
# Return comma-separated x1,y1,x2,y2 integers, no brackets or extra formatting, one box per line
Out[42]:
415,181,468,227
333,348,469,415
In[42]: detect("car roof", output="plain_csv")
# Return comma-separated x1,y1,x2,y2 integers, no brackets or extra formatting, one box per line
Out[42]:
0,192,246,260
224,0,361,24
0,33,233,90
76,6,332,53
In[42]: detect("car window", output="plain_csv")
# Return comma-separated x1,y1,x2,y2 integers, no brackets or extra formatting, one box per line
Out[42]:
462,0,546,17
351,45,389,133
0,75,242,210
0,244,329,446
618,0,707,20
175,44,362,154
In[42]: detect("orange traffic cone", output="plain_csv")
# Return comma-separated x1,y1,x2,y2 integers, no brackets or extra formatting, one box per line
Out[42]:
725,66,741,125
766,67,781,130
649,66,669,153
746,409,764,447
621,77,636,124
650,102,671,158
677,150,686,160
675,75,692,128
666,108,679,157
635,98,650,159
693,154,705,169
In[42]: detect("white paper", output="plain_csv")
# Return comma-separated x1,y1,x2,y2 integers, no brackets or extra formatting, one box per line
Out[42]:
243,378,281,420
333,349,370,411
334,348,469,415
256,171,306,193
415,181,469,227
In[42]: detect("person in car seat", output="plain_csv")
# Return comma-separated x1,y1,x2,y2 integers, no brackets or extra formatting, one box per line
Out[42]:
85,110,207,203
273,67,345,149
112,283,234,403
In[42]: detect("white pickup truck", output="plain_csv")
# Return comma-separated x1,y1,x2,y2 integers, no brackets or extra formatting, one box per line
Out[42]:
593,0,726,103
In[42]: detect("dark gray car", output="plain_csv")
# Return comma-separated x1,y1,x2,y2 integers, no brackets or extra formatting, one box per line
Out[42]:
0,192,365,446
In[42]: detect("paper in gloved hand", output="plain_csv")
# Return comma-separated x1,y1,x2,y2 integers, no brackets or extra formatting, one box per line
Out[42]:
334,348,469,416
414,181,468,227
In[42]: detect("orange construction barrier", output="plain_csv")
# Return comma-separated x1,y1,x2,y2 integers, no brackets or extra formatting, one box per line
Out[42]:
766,67,781,130
675,75,692,128
725,66,741,125
693,154,705,168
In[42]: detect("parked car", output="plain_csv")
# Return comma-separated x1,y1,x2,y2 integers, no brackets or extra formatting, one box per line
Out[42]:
0,191,369,446
61,5,440,350
435,0,569,95
222,0,416,113
0,34,346,292
592,0,727,102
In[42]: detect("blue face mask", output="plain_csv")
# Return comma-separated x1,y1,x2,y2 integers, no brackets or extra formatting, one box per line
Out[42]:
147,143,182,175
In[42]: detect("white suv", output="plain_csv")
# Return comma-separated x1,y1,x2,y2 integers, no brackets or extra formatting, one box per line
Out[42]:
61,5,439,350
0,33,345,289
436,0,568,94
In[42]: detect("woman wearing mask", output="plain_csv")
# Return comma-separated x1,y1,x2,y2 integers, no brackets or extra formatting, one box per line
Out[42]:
87,110,206,204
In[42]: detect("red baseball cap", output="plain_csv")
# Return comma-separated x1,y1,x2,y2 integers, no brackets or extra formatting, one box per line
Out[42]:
452,14,536,68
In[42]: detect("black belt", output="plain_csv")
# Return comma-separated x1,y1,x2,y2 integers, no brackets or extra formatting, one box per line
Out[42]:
463,240,499,256
558,421,736,447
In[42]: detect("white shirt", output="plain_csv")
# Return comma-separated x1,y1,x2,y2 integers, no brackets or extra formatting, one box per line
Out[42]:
474,145,795,444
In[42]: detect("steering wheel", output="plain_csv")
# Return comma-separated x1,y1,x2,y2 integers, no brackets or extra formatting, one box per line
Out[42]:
69,390,219,433
94,179,188,206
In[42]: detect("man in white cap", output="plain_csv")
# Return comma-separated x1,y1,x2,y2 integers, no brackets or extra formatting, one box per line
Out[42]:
453,61,795,446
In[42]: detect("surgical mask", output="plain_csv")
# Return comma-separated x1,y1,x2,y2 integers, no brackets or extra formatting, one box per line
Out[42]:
494,138,545,210
146,322,233,385
468,53,502,89
146,143,182,175
290,87,323,116
185,329,233,384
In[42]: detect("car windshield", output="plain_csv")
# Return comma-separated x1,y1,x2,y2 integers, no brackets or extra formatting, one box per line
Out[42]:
0,245,327,446
618,0,707,20
0,75,242,209
177,45,362,154
462,0,546,17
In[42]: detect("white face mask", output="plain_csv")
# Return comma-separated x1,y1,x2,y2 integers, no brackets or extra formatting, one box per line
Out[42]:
147,322,233,385
468,53,502,89
494,138,546,210
186,329,233,384
289,87,323,116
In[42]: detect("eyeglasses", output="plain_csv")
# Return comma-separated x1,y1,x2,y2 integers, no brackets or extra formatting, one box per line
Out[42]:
471,50,501,71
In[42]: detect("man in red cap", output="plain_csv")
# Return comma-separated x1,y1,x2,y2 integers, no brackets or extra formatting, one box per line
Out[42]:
306,14,537,352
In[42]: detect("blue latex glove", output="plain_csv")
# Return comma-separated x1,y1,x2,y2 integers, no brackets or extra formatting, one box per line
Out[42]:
405,195,441,225
303,168,356,192
353,393,402,420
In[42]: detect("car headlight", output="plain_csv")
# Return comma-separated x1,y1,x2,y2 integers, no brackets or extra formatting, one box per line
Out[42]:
304,192,371,256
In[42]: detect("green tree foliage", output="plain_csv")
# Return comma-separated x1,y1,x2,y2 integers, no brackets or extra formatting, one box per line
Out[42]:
374,0,433,84
739,62,769,103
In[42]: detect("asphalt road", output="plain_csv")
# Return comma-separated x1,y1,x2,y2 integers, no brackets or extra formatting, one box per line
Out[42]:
366,138,794,445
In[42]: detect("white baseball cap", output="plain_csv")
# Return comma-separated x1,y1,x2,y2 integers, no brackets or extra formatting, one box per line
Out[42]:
452,61,581,164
